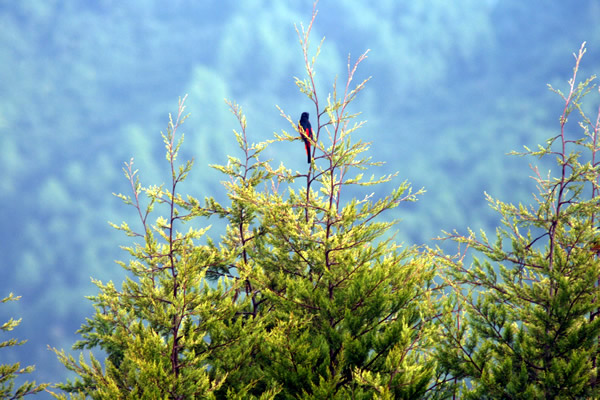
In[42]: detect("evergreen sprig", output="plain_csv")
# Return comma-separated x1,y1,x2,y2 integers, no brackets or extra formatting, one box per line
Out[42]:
1,293,49,399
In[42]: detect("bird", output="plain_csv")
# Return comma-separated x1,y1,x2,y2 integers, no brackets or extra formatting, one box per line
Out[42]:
298,112,313,163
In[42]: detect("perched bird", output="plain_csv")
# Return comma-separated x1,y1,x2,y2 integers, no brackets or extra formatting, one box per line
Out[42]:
298,112,313,163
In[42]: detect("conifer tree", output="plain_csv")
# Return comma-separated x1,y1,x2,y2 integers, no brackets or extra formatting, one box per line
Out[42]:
436,43,600,399
51,97,249,399
52,4,450,399
204,6,448,398
1,293,49,398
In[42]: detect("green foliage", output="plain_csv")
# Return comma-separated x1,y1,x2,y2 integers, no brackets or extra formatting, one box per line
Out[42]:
437,43,600,399
51,6,448,399
51,97,248,399
0,293,49,399
202,9,447,398
3,2,599,385
41,3,600,399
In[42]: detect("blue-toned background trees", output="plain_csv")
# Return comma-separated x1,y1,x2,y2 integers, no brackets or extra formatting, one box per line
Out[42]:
1,0,599,389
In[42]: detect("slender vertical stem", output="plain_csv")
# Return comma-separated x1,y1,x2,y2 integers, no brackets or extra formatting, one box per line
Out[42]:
165,95,187,379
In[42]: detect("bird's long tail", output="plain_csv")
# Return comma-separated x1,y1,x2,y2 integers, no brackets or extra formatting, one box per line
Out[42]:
305,141,311,163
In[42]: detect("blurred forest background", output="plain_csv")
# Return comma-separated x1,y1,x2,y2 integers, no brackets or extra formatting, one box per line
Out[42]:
1,0,600,391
